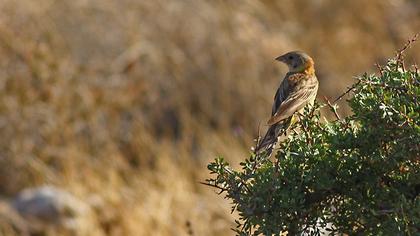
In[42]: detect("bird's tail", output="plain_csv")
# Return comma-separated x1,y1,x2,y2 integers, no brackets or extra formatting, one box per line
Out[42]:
254,117,292,157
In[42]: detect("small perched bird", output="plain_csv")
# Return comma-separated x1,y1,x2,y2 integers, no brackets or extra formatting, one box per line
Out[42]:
255,51,319,156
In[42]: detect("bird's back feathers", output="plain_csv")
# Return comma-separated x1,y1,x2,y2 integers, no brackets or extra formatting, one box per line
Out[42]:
267,73,318,125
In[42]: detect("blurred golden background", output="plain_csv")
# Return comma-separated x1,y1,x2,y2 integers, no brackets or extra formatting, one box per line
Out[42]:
0,0,419,235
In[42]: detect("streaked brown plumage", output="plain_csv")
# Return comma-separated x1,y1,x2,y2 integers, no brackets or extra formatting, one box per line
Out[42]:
255,51,318,156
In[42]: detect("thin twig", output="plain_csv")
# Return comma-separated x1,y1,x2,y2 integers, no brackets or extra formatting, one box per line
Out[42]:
199,181,228,193
375,63,384,76
332,80,361,104
237,180,252,194
253,121,263,153
396,33,419,71
400,204,412,236
324,96,341,120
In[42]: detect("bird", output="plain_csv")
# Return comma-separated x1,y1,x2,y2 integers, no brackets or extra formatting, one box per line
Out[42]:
255,51,319,156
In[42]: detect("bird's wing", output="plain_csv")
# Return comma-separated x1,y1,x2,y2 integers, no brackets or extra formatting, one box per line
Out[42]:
271,75,290,116
267,73,318,126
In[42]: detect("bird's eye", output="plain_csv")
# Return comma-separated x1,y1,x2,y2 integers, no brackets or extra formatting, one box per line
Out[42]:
288,56,293,60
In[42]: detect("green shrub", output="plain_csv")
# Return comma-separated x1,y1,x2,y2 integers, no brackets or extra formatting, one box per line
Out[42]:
205,48,419,235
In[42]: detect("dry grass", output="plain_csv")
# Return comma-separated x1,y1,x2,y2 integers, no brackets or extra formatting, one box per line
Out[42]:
0,0,418,235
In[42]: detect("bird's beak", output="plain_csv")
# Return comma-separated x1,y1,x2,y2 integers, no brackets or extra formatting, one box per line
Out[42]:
275,55,285,62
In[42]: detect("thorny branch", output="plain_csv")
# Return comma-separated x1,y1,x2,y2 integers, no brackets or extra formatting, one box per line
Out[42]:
332,80,361,104
200,181,228,193
324,96,341,120
375,63,384,76
396,33,419,72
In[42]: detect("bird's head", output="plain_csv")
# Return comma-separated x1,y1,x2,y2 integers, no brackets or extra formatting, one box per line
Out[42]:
275,51,315,75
